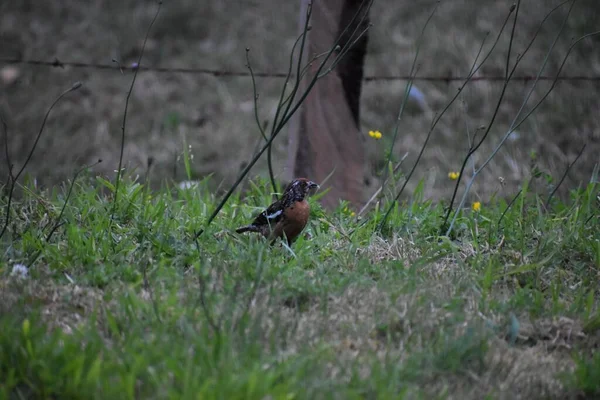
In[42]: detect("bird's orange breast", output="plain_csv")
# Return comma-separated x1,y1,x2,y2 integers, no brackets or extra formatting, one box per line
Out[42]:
281,200,310,242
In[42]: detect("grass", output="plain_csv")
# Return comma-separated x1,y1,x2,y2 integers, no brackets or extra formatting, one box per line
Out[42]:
1,172,598,399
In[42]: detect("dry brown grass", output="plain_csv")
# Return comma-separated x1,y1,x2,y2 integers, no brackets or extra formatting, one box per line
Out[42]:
1,0,599,201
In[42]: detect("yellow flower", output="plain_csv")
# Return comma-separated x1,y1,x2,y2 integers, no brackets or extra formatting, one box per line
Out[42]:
448,171,460,180
368,130,382,140
472,201,481,212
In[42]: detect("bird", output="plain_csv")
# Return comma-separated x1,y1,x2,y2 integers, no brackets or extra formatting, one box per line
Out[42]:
235,178,320,245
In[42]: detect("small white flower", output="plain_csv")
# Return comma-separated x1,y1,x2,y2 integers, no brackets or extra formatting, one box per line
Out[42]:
178,180,200,190
11,264,28,279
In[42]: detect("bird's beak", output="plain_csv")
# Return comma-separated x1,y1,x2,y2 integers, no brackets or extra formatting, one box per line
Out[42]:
308,181,320,190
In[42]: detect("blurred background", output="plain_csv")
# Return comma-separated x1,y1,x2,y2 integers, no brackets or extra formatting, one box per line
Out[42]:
1,0,599,203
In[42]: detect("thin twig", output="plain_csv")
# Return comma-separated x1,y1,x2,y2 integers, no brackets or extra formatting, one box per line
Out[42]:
245,48,275,192
497,188,522,231
379,2,438,191
194,1,373,240
445,1,575,233
376,5,514,231
445,4,600,234
44,159,103,242
358,154,408,217
26,159,102,267
317,0,374,78
276,0,373,132
266,2,315,197
443,1,523,232
546,143,586,208
110,1,162,225
0,82,81,240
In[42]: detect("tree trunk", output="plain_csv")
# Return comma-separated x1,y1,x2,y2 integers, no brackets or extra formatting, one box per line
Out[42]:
286,0,369,209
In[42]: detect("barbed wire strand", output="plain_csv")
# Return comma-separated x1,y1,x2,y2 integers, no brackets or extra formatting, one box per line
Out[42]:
2,58,600,82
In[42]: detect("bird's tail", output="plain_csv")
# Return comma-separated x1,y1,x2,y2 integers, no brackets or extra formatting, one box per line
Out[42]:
235,225,259,234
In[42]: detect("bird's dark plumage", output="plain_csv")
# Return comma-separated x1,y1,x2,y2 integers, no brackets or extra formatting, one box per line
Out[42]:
235,178,319,245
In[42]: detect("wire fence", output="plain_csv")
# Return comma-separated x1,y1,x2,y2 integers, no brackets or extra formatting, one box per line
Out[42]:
3,57,600,83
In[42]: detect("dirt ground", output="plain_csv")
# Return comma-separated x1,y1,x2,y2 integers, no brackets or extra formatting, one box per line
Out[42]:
1,0,599,202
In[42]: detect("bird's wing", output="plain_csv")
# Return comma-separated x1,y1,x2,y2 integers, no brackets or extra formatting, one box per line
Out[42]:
251,200,285,227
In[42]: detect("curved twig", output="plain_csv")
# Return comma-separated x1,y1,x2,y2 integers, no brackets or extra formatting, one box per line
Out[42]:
0,82,81,240
110,1,162,225
194,0,374,240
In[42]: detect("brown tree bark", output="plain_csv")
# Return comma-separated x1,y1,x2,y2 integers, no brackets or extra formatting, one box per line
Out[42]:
286,0,369,209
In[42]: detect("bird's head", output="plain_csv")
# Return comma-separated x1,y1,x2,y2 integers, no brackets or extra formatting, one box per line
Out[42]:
284,178,320,201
